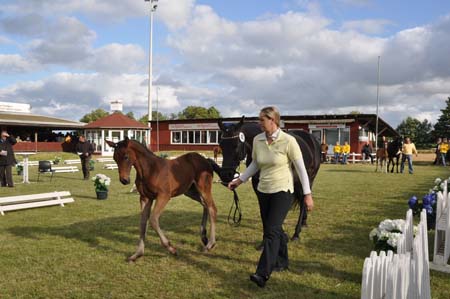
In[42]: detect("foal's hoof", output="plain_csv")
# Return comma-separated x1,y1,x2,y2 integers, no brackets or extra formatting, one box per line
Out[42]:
168,246,178,256
203,243,216,252
291,235,300,242
201,236,208,246
127,253,142,263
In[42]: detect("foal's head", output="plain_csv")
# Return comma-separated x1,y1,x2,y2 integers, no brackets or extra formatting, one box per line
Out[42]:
218,116,247,183
105,138,136,185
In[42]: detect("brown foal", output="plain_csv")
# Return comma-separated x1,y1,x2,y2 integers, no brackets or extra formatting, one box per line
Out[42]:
106,138,217,262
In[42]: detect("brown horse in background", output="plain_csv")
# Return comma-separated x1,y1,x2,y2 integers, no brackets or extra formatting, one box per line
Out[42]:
375,147,388,172
213,146,222,163
106,138,218,262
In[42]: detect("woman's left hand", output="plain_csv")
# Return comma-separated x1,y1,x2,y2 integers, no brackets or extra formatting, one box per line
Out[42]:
304,194,314,211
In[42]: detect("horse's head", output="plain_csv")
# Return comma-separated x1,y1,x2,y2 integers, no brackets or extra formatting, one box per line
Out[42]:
105,137,135,185
394,137,404,151
218,116,247,183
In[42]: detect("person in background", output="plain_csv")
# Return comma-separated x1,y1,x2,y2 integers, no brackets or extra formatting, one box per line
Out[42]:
438,137,448,167
333,141,341,164
320,142,329,163
227,106,313,288
341,141,350,164
400,137,418,174
361,142,374,164
75,135,94,180
0,131,17,187
433,138,442,165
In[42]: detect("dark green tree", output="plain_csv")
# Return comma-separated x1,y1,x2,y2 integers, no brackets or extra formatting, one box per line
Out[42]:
433,97,450,139
397,117,420,140
138,111,168,124
396,117,433,148
177,106,222,119
79,108,109,123
126,111,136,120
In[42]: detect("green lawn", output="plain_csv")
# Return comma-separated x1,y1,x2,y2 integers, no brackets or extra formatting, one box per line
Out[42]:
1,156,449,299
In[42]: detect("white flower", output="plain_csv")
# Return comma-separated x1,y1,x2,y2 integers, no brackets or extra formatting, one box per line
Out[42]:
379,231,390,240
369,228,378,240
387,232,402,248
379,219,395,232
392,219,405,232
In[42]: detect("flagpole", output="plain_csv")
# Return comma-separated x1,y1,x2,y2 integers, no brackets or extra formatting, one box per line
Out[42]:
375,55,381,153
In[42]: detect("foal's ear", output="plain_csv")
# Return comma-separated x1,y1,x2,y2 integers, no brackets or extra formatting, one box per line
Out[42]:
105,139,117,148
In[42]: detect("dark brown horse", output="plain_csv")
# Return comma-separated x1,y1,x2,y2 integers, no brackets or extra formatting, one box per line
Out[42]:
217,116,321,241
106,138,217,262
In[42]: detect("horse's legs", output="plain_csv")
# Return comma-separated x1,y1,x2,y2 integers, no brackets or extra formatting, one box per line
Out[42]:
128,197,152,262
184,185,209,246
197,174,217,251
149,196,177,255
292,199,307,241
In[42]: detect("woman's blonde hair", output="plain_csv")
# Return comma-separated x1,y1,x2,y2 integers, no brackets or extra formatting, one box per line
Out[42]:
260,106,280,127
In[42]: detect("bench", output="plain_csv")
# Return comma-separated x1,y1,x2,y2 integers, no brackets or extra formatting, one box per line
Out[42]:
96,157,114,163
18,160,53,167
52,166,79,173
63,159,81,165
0,191,74,216
104,163,118,170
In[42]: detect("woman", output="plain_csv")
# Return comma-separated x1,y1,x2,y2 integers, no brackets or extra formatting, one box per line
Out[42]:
228,106,313,288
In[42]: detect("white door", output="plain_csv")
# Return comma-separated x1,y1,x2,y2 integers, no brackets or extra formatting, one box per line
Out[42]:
103,130,123,156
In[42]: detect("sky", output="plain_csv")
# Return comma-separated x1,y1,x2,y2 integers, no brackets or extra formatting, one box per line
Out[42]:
1,0,450,127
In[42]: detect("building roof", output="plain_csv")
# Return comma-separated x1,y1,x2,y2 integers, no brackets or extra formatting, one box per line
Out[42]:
0,112,85,129
84,112,148,129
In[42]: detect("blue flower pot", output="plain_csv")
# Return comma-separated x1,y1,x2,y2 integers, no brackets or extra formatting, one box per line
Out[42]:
96,191,108,200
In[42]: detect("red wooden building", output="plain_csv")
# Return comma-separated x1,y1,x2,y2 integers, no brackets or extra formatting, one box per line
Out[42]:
148,114,399,155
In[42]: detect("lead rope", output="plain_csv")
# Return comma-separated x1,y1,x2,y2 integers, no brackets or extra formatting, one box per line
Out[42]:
228,189,242,226
222,167,242,226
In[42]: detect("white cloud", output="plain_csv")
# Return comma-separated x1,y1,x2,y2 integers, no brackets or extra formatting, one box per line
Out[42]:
0,54,37,73
341,19,394,34
1,1,449,128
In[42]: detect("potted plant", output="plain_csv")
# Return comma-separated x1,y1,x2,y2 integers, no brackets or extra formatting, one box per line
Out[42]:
92,173,111,200
53,156,61,165
89,159,95,171
369,219,417,253
16,164,23,176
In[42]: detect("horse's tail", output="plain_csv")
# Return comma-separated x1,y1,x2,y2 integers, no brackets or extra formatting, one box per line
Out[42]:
207,158,223,178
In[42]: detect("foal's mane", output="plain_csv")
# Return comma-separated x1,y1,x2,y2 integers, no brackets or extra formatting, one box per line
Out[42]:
118,139,157,159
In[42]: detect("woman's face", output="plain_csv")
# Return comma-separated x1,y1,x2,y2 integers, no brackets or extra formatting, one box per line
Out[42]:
258,114,276,133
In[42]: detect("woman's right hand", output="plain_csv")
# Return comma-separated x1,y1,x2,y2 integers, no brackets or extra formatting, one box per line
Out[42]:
228,178,242,190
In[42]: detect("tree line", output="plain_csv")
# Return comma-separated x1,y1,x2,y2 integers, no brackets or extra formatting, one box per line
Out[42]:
79,105,222,124
396,97,450,148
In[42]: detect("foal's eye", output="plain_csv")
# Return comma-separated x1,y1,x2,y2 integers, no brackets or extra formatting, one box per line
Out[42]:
124,155,129,161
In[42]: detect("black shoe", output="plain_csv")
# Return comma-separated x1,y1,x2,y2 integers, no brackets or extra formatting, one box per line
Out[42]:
255,241,264,251
250,273,267,288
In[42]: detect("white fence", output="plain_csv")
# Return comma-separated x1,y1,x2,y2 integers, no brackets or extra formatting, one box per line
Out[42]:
361,209,431,299
0,191,74,216
431,180,450,273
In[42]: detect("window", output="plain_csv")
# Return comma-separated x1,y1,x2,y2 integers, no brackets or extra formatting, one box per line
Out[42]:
171,130,220,144
209,131,218,143
172,131,181,143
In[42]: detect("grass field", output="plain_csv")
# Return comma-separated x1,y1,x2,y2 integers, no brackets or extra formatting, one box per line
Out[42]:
1,154,449,299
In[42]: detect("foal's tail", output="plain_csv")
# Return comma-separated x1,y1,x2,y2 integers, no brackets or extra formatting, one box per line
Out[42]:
207,158,223,178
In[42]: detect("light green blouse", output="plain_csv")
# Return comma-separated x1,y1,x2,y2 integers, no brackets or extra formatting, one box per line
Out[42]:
252,130,302,193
